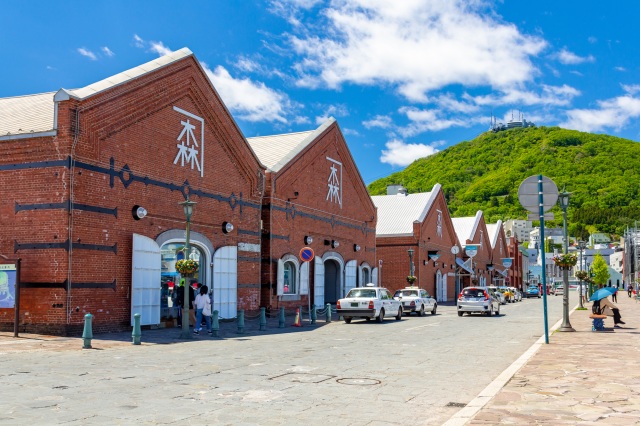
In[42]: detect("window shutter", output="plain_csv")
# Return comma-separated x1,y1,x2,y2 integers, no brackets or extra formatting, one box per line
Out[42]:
299,262,309,295
277,259,284,296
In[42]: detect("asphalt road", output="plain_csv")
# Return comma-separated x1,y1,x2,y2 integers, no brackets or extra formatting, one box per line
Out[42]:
0,292,573,425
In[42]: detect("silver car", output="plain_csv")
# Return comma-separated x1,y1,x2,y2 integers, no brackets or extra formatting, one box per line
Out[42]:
457,287,501,316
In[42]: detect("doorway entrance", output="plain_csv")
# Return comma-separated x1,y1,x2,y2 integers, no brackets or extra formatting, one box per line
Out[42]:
324,259,340,304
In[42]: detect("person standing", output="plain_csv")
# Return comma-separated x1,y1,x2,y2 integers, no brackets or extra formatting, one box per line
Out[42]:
194,285,211,334
188,281,196,328
611,287,618,303
174,280,185,327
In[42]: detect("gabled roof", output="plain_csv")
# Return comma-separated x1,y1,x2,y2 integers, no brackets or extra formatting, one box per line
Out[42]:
246,118,335,172
485,220,503,249
1,48,194,141
451,211,483,245
0,92,56,139
371,184,441,237
54,48,194,101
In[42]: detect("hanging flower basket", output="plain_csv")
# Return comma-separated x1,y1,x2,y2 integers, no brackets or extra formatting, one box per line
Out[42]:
175,259,199,275
406,275,417,285
552,253,577,269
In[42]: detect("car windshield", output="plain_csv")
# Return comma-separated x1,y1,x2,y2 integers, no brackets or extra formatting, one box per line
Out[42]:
394,290,419,297
528,286,537,291
462,288,485,298
346,289,377,298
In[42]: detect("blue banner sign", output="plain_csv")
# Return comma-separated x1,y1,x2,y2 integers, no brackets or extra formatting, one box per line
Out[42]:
501,258,513,268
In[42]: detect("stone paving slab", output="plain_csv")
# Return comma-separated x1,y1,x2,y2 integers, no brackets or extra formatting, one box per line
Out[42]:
465,294,640,425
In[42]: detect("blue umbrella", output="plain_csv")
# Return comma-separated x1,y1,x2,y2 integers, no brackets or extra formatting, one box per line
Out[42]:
589,287,617,301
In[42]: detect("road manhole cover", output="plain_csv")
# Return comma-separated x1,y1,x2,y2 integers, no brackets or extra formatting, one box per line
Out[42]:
336,378,381,386
270,373,335,383
446,402,467,408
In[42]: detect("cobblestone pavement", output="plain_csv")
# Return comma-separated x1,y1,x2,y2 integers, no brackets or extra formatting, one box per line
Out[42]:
453,293,640,425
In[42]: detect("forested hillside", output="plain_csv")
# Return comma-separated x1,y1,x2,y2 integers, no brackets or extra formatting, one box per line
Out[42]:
368,127,640,238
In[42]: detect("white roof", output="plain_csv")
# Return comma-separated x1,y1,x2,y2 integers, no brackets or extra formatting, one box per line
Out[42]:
55,48,193,101
451,211,482,245
372,185,441,237
0,92,56,138
485,220,503,249
247,117,335,172
1,48,194,140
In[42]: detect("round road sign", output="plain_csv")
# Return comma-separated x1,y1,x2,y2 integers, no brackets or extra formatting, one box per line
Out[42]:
518,175,559,214
300,247,315,262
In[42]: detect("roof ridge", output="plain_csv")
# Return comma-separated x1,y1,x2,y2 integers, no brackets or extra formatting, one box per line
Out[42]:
0,91,56,101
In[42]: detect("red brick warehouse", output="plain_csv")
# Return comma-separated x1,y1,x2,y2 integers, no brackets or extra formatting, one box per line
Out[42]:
0,49,265,334
248,118,377,312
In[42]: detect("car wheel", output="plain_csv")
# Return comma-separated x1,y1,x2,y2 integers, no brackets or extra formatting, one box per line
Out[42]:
486,307,493,317
376,309,385,323
495,306,500,316
417,305,424,316
365,317,371,322
458,311,463,317
431,304,437,315
344,317,352,324
395,307,403,321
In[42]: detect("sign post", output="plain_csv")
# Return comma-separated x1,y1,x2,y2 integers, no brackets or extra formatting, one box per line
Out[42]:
518,175,558,344
299,247,315,321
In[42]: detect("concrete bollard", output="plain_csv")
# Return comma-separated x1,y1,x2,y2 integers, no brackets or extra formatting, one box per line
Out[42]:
212,310,220,337
237,310,245,334
132,313,141,345
310,305,317,325
278,306,285,328
259,307,267,331
82,313,93,349
325,303,332,323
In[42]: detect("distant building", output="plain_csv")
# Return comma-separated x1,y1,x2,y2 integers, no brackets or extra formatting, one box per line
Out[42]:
503,219,533,243
589,233,611,246
490,112,535,133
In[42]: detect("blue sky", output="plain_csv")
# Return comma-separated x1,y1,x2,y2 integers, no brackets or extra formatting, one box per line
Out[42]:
2,1,640,184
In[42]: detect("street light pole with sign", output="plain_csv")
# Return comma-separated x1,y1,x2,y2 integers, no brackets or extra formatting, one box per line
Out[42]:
518,174,558,345
557,190,575,332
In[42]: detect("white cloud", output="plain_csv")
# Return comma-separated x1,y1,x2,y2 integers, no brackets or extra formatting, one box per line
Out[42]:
380,139,439,167
150,41,173,56
133,34,145,48
397,107,473,137
553,48,595,65
288,1,546,102
470,84,580,107
561,94,640,132
363,115,393,129
342,128,360,136
102,46,115,57
315,104,348,125
622,84,640,95
615,66,627,72
77,47,97,61
202,63,291,123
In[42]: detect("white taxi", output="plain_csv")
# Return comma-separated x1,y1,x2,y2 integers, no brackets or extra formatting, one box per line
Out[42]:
336,284,403,323
393,287,437,316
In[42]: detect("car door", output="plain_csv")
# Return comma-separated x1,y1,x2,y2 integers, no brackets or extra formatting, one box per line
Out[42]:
382,289,398,316
422,290,433,310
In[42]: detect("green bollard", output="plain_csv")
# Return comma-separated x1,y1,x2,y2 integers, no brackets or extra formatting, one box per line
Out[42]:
259,307,266,331
325,303,332,323
278,306,285,328
132,313,141,345
310,305,317,325
82,313,93,349
237,310,245,334
212,310,220,337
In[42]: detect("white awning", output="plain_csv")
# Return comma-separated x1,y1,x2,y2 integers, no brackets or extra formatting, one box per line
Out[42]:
456,258,473,274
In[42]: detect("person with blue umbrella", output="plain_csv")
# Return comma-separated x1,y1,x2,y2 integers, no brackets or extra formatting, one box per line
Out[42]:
591,287,625,327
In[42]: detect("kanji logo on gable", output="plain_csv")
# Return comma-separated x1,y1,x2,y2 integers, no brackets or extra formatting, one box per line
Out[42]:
326,157,342,208
173,106,204,177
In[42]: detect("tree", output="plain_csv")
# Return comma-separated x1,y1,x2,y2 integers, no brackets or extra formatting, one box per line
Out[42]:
591,253,610,285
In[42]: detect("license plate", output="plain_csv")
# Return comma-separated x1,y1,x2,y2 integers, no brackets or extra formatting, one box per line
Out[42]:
351,302,359,307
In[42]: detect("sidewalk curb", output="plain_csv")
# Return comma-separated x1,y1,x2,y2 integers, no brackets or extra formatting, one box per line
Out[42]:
441,304,578,426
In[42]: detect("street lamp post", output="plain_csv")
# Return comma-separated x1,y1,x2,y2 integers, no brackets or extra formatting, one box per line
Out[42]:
557,189,575,332
179,195,196,339
577,240,587,308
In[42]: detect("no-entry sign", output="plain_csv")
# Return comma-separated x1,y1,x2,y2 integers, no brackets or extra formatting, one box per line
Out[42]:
300,247,315,262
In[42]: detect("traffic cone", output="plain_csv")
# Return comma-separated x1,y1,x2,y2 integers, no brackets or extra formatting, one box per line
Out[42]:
293,308,302,327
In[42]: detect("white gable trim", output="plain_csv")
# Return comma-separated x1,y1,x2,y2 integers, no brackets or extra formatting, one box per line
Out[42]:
269,117,336,172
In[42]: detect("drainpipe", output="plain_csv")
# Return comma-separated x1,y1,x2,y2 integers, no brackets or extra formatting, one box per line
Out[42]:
67,107,80,327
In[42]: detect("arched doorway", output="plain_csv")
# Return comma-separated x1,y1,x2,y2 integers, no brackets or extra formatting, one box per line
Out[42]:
324,259,340,304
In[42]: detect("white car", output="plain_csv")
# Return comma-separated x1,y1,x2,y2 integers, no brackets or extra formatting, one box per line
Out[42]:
487,286,506,304
393,287,437,316
337,284,403,323
457,287,501,316
509,287,522,302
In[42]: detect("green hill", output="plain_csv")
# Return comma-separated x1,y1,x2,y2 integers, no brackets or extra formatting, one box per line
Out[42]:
368,126,640,238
